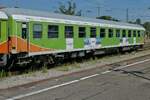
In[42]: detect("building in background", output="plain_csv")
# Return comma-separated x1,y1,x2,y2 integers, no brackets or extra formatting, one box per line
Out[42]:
0,5,6,9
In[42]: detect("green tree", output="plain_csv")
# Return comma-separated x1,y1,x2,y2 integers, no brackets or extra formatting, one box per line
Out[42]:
96,16,119,22
96,16,112,20
56,0,82,16
135,18,141,25
143,22,150,38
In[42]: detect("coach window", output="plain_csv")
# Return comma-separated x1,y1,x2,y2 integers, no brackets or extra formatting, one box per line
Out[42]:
90,27,96,38
141,31,144,37
33,24,42,38
65,26,73,38
122,30,126,37
138,31,141,37
116,29,120,37
128,30,132,37
79,27,86,38
133,30,136,37
141,31,145,37
100,28,105,38
48,25,59,38
108,29,113,38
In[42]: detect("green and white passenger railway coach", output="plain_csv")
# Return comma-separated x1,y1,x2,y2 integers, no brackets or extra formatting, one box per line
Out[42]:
0,8,145,67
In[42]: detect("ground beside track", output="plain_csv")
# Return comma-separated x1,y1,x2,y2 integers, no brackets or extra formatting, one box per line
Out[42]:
0,47,150,90
2,51,150,100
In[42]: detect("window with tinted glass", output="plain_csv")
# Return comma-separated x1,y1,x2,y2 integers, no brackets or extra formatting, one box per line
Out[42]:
116,29,120,37
100,28,105,38
122,30,126,37
128,30,132,37
79,27,86,38
48,25,59,38
90,27,96,38
138,31,141,37
133,30,136,37
65,26,73,38
22,23,28,39
33,24,42,38
108,29,113,38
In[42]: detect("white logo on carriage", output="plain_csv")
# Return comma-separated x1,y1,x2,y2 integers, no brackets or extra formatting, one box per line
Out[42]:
66,38,73,50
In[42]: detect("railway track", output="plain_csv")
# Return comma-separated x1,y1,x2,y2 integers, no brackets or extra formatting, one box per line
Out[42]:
143,42,150,50
1,48,150,91
138,41,150,51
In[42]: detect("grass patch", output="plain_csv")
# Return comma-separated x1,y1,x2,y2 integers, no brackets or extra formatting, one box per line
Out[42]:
55,62,81,71
42,66,48,73
0,70,12,78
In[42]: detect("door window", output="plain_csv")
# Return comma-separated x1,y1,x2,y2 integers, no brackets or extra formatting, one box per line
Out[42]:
22,23,28,39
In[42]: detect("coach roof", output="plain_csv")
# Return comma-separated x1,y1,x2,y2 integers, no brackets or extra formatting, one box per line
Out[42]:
0,11,8,19
0,8,145,30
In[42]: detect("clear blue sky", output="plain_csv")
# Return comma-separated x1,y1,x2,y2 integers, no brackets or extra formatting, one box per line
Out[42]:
0,0,149,22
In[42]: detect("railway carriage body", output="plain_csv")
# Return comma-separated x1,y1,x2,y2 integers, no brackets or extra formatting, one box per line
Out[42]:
0,11,8,66
0,8,145,67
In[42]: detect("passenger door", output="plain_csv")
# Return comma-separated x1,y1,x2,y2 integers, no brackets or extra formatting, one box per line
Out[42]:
20,22,29,52
65,26,74,50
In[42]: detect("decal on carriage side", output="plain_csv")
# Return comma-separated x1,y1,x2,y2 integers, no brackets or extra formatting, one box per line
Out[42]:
122,38,129,45
90,38,96,48
84,37,101,49
96,37,101,48
84,38,90,49
133,37,136,44
120,38,129,46
66,38,74,50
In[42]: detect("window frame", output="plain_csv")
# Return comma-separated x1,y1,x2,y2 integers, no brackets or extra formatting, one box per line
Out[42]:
100,28,106,38
122,30,126,38
116,29,120,38
78,27,86,38
108,29,113,38
138,30,141,37
65,26,74,38
141,31,144,37
90,27,97,38
133,30,137,37
33,24,42,39
128,30,132,37
48,25,59,38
